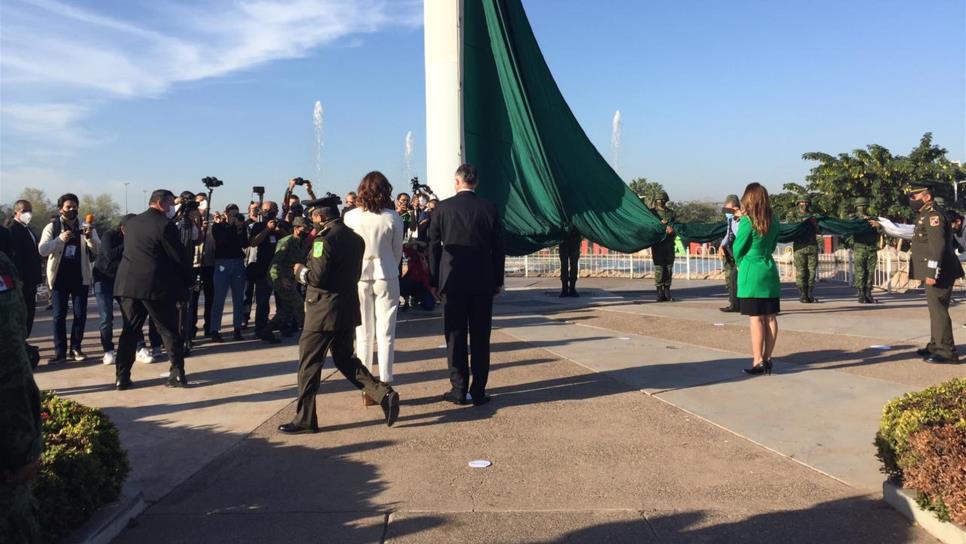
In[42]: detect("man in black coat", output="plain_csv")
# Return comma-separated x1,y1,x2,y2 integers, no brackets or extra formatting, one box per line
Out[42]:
7,200,42,340
429,164,505,406
113,190,194,389
278,196,399,434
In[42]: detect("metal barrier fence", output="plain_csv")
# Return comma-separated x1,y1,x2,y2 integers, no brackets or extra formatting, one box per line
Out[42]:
505,247,948,293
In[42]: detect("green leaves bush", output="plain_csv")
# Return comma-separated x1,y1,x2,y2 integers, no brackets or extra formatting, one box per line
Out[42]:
875,378,966,524
34,393,130,543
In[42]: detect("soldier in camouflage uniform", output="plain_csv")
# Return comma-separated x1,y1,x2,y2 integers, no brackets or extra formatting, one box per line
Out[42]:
266,217,307,339
558,229,582,297
848,197,882,304
0,250,43,544
649,191,677,302
785,196,820,303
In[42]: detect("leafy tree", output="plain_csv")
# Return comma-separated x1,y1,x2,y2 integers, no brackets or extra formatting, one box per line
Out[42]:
627,177,665,207
673,200,720,223
16,187,55,233
801,133,965,222
79,194,120,234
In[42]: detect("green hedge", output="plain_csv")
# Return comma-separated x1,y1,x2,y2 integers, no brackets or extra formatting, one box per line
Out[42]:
34,393,130,543
875,378,966,524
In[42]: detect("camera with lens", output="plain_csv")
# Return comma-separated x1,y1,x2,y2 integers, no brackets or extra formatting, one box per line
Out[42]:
410,176,435,199
292,177,309,186
202,176,224,189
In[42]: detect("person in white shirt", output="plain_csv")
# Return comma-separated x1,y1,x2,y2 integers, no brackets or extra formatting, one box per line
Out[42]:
343,172,405,400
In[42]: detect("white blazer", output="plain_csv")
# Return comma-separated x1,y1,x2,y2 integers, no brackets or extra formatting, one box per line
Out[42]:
343,207,404,281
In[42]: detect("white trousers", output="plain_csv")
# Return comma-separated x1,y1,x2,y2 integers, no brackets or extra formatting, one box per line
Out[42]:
356,279,399,383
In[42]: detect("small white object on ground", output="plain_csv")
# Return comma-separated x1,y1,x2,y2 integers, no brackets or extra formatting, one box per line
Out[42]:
868,345,892,350
468,460,492,468
617,337,631,341
713,323,725,327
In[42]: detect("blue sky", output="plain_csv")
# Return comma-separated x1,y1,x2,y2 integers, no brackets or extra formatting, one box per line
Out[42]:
1,0,963,211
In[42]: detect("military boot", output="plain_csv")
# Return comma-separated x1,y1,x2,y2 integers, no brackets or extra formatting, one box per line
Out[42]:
865,288,876,304
656,286,667,302
559,281,569,298
665,288,674,302
799,288,808,303
568,280,579,297
807,286,817,303
857,289,866,303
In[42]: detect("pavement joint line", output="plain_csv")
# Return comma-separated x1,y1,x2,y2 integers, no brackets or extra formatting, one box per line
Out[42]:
495,314,867,492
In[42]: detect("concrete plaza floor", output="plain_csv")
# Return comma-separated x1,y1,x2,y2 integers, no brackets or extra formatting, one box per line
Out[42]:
30,278,962,543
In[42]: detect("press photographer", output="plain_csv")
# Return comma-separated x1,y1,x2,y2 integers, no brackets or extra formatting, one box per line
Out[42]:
209,203,250,342
282,177,318,223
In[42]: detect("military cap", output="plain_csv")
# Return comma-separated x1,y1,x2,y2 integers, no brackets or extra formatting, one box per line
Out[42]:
725,194,740,207
303,193,342,218
854,197,869,206
656,191,669,201
797,195,811,204
905,181,937,195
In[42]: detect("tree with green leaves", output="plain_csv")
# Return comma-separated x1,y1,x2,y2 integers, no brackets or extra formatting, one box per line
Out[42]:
673,201,720,223
801,133,965,222
627,177,665,207
16,188,54,233
79,193,120,234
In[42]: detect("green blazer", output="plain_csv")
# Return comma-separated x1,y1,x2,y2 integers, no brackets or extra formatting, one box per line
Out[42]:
734,212,781,299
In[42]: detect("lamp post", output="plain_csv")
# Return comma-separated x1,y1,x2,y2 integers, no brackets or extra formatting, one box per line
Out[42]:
122,182,129,214
143,190,148,209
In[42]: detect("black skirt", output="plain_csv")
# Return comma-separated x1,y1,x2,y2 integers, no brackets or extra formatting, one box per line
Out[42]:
739,297,781,316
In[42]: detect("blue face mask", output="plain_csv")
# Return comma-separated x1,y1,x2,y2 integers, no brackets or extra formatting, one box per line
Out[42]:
725,213,734,220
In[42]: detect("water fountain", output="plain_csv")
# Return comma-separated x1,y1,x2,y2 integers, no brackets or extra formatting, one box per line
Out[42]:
313,101,324,182
404,130,415,180
610,109,622,178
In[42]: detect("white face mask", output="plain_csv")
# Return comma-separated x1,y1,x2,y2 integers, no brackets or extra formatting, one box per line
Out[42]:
166,205,177,219
18,212,33,225
198,200,208,211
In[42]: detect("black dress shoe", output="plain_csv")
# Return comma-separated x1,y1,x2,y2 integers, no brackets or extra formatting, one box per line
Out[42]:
47,353,68,365
381,390,400,427
925,354,959,364
257,331,281,344
442,391,468,405
471,394,492,406
719,306,739,313
233,329,245,341
209,332,224,343
915,347,931,357
115,378,133,391
166,374,189,388
278,423,318,434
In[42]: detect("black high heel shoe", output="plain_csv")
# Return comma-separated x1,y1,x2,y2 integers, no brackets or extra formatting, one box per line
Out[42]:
764,359,773,375
743,362,766,375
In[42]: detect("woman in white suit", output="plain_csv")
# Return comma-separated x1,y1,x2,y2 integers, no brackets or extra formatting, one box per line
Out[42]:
343,171,404,402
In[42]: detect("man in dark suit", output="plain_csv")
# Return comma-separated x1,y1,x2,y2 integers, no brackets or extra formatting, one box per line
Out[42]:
429,164,505,406
278,196,399,434
7,200,42,340
114,190,194,390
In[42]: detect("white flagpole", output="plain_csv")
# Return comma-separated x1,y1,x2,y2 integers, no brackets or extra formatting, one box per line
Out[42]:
423,0,464,200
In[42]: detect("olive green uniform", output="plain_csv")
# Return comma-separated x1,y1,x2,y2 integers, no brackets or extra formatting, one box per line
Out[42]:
910,201,963,361
558,230,582,297
848,207,881,303
786,207,820,302
0,252,42,544
267,234,305,334
650,205,677,301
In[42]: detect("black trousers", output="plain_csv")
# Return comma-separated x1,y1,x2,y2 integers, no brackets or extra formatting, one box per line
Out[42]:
925,283,957,359
21,283,37,338
116,297,185,381
191,266,214,336
443,292,494,399
253,275,273,333
293,329,388,429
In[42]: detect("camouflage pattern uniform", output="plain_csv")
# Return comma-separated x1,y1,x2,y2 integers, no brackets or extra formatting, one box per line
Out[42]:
650,191,676,302
267,231,305,334
0,251,42,544
558,229,582,297
785,198,820,303
848,197,881,304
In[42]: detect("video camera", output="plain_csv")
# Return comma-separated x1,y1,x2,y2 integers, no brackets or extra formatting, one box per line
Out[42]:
202,176,224,189
410,176,435,200
292,177,310,186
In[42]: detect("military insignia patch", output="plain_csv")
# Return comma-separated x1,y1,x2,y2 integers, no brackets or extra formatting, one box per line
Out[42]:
930,216,941,227
0,274,13,292
313,240,324,258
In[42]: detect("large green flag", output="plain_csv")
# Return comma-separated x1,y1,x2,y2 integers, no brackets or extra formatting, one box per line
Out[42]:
464,0,874,255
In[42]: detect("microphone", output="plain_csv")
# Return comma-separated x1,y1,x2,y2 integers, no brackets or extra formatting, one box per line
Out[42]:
83,214,94,235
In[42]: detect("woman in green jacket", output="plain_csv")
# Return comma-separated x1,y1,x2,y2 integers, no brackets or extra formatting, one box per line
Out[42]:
733,182,781,375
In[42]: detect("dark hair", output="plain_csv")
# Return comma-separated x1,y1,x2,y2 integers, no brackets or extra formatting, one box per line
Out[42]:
57,193,79,208
149,189,175,205
740,183,773,236
455,163,478,186
225,203,240,213
179,190,195,201
357,171,393,212
396,192,410,200
347,191,357,197
14,200,31,213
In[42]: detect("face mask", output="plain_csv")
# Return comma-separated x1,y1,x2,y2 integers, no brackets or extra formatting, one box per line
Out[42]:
264,210,277,221
174,203,182,214
18,212,32,225
910,199,925,213
198,200,208,211
725,213,734,220
290,204,303,217
314,221,325,231
856,207,866,215
166,205,177,219
63,209,78,221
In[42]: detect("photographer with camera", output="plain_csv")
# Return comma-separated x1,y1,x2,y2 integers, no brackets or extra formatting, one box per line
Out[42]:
173,191,203,353
209,203,250,342
395,192,413,237
37,193,101,364
282,177,317,222
248,200,286,343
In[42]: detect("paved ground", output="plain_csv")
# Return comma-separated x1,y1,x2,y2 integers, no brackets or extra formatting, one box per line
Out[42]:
30,278,961,543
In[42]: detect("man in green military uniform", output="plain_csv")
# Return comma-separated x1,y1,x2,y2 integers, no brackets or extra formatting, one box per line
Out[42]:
558,229,582,297
786,196,820,303
265,217,307,340
719,194,741,312
848,197,882,304
0,250,43,544
649,191,677,302
278,195,400,434
908,183,964,364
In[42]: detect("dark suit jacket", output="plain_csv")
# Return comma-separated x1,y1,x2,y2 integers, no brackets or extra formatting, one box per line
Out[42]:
429,191,505,295
8,221,42,287
303,219,365,331
115,208,192,301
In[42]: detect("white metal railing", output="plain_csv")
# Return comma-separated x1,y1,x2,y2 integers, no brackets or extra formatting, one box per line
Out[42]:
505,247,963,293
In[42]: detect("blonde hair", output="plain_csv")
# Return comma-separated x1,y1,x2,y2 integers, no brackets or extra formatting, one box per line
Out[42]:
741,183,772,235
